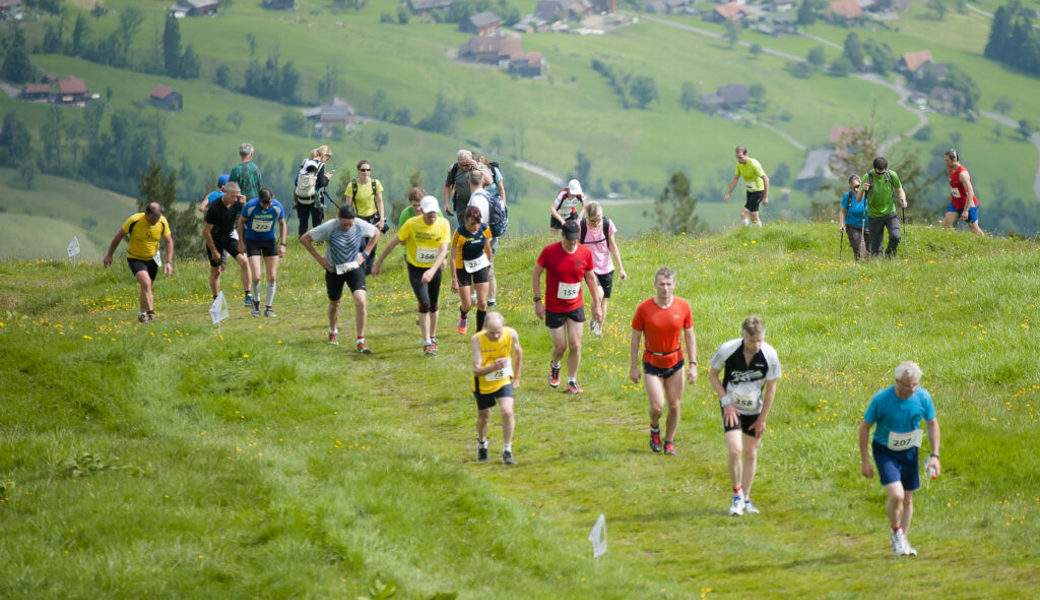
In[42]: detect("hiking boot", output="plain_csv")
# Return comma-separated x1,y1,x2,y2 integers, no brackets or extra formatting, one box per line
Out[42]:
264,307,276,318
729,494,745,516
548,363,561,388
328,331,339,346
743,499,760,514
565,381,583,394
502,449,516,465
477,444,489,463
457,317,468,335
251,301,261,317
663,441,676,455
356,340,371,354
649,428,662,453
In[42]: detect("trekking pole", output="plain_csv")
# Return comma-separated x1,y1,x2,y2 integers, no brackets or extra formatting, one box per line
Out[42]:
322,188,341,210
901,205,907,260
839,228,844,260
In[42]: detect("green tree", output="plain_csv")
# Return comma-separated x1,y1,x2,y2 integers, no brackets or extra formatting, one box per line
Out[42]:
70,12,89,56
724,19,739,47
679,80,700,112
2,25,35,84
1018,118,1035,139
39,105,64,173
279,111,307,136
749,42,763,57
993,94,1014,114
397,5,411,23
139,160,202,256
0,112,32,167
226,111,244,132
372,129,390,151
807,46,826,68
90,2,105,18
828,55,854,76
863,38,894,75
180,45,201,79
629,76,659,108
797,0,817,25
574,151,591,184
318,63,339,101
163,14,182,77
214,64,232,88
118,6,144,62
927,0,946,20
843,32,865,71
772,162,791,187
647,170,703,235
43,19,65,54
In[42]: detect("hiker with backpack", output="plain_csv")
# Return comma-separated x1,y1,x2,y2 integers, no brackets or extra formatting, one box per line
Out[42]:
478,155,508,307
857,157,906,258
345,160,387,274
839,174,869,260
551,179,585,235
444,150,491,227
294,145,334,238
580,201,627,336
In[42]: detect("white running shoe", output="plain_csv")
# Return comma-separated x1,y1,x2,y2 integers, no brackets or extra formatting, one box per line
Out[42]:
729,494,744,516
902,535,917,556
890,529,908,556
743,499,760,515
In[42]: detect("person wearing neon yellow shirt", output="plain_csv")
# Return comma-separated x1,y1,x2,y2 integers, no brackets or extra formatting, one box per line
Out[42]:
470,311,523,464
371,195,450,356
723,145,770,227
103,202,174,323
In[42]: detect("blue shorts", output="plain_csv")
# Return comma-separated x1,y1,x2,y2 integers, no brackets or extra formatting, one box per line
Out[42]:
872,441,920,491
946,202,979,224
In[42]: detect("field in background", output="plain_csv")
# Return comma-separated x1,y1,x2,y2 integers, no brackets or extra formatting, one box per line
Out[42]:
2,225,1038,598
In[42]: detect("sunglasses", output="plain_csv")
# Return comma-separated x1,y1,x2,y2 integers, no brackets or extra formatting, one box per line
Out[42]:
359,168,371,172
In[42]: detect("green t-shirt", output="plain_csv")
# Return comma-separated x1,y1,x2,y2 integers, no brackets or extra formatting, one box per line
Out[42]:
398,206,444,229
230,161,263,201
735,158,766,193
861,169,902,218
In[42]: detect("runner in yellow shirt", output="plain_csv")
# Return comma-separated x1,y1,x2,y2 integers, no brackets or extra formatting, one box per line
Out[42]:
723,145,770,227
470,312,523,464
102,202,174,323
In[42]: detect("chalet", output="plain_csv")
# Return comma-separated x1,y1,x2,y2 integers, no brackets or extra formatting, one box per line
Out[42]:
825,0,862,21
769,0,794,11
534,0,594,23
168,0,218,17
914,61,950,83
754,12,797,36
459,36,522,65
56,75,89,105
705,2,746,23
462,11,501,35
262,0,295,8
897,50,934,74
0,0,22,20
150,85,183,111
701,83,748,111
512,15,551,33
795,148,835,193
644,0,691,14
20,83,52,102
509,52,545,77
302,96,355,136
407,0,452,14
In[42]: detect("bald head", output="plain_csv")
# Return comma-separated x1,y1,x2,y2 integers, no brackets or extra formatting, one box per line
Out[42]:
484,311,506,340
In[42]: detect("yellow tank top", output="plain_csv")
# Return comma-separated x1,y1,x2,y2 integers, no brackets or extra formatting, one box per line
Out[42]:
474,328,513,394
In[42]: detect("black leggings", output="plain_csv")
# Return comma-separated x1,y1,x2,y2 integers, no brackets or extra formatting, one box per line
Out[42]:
407,262,442,313
297,201,324,237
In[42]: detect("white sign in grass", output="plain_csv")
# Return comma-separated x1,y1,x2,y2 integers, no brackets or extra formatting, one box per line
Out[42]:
209,291,229,324
589,513,607,558
66,236,80,258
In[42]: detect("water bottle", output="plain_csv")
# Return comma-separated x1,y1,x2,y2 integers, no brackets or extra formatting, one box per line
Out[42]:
926,466,937,480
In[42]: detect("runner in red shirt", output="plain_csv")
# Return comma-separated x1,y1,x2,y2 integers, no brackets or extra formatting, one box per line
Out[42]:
532,220,604,394
942,149,984,236
629,268,698,455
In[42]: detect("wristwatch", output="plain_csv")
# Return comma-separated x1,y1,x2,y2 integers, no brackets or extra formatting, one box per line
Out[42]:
533,296,541,303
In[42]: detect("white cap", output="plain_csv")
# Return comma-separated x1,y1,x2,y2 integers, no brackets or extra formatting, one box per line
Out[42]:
568,179,583,196
419,195,439,214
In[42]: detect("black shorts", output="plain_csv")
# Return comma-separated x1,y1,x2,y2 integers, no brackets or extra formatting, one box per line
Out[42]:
245,238,278,257
127,258,157,281
456,266,489,288
206,237,240,268
545,306,586,329
721,407,761,438
596,271,614,299
474,383,514,410
325,267,366,301
407,262,442,313
744,190,764,212
643,359,684,380
549,214,579,229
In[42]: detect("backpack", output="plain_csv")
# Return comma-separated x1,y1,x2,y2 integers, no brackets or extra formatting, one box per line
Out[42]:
489,194,509,237
295,160,320,198
579,217,610,245
350,179,379,203
866,170,894,200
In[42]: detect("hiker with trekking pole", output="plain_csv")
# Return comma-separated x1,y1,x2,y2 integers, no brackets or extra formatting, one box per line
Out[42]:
856,157,906,259
839,174,869,260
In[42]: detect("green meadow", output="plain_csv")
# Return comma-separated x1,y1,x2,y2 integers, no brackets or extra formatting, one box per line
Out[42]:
2,224,1038,598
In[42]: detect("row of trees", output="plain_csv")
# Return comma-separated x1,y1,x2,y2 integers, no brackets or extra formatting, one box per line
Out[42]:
985,0,1040,76
590,59,659,109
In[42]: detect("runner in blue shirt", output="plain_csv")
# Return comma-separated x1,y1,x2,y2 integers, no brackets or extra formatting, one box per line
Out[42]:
300,205,381,353
198,173,230,214
237,188,287,318
859,361,942,557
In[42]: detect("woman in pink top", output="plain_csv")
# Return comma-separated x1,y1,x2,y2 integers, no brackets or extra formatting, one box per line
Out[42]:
579,201,627,336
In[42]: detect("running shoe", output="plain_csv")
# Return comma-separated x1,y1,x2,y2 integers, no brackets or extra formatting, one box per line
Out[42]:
649,428,662,453
590,320,603,337
890,529,907,556
430,339,439,354
502,449,516,465
663,441,676,455
423,343,435,356
244,295,254,308
487,299,496,308
477,444,489,463
146,311,156,322
743,499,760,514
264,307,276,318
251,301,261,317
356,340,371,354
138,313,148,324
903,537,917,556
548,363,561,388
457,317,468,335
565,381,583,394
729,494,745,516
328,331,339,346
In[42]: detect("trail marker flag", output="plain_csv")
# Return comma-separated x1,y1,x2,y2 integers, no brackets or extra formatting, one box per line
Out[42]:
67,236,80,258
209,291,229,324
588,514,607,558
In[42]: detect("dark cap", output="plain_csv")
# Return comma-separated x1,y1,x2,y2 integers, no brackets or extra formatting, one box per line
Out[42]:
562,220,580,241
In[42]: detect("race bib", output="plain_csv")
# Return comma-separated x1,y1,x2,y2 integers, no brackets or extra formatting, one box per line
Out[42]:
414,246,438,264
335,260,359,274
887,429,923,451
251,219,273,233
557,281,581,301
745,181,756,190
731,382,760,411
486,359,513,382
464,254,489,273
950,188,961,198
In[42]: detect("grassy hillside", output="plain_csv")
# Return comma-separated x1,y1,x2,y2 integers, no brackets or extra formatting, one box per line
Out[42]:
2,225,1038,598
